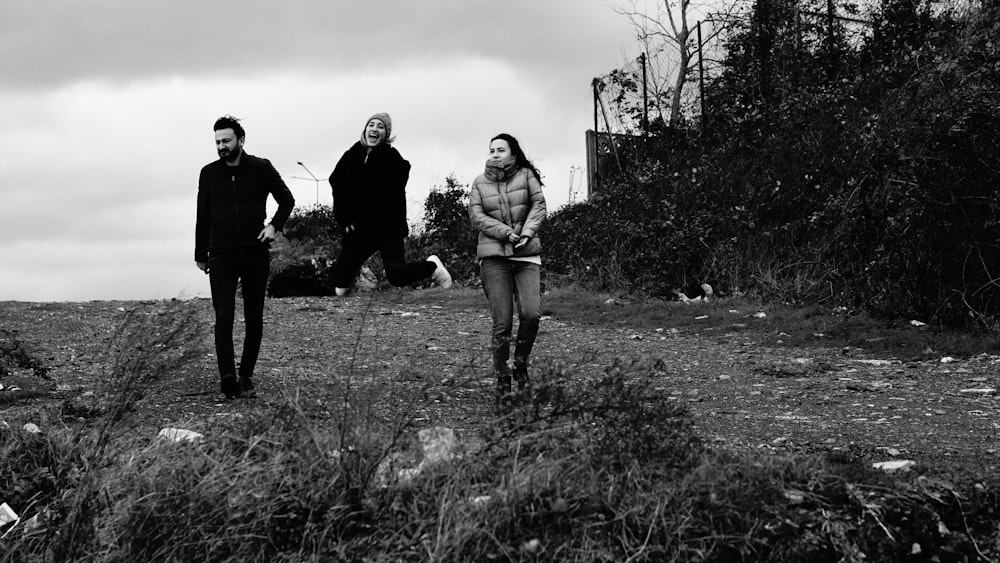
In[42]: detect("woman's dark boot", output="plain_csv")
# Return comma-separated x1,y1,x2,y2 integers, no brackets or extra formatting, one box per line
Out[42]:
513,363,530,392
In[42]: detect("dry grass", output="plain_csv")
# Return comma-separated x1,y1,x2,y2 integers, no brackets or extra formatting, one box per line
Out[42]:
2,295,1000,562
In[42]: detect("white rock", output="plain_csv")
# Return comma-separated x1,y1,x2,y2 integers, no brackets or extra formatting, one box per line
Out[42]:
940,356,955,363
910,320,927,327
872,459,915,472
468,495,492,507
521,539,542,553
158,428,204,442
752,312,767,319
783,489,805,504
22,423,40,434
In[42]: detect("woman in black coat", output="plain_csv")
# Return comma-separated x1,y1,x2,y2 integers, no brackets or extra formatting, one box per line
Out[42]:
327,112,452,295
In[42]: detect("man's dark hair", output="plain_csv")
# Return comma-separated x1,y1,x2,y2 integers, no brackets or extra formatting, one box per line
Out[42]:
214,115,245,140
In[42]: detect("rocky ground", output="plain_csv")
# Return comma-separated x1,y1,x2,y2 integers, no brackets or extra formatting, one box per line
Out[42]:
2,292,999,477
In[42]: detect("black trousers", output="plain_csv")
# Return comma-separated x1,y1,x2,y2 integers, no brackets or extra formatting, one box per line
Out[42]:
207,247,270,379
329,234,435,289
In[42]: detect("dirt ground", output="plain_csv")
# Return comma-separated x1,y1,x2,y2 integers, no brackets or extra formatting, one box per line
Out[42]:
2,294,999,477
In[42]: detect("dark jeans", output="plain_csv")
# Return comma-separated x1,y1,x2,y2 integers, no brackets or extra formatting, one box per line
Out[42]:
207,247,270,380
329,234,435,289
480,257,541,376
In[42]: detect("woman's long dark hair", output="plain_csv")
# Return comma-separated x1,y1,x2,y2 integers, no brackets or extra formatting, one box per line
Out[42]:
492,133,543,185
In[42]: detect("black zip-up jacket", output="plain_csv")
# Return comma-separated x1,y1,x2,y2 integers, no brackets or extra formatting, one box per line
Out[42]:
194,153,295,262
328,142,411,239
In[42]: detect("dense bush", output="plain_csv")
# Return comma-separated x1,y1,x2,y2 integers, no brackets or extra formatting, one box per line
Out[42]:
408,175,479,286
268,204,342,297
545,0,1000,325
263,2,998,326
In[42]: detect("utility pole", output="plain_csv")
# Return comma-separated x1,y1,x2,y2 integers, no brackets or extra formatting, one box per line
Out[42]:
697,21,706,133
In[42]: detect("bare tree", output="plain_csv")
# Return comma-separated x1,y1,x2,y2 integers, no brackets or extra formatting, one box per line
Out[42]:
615,0,740,128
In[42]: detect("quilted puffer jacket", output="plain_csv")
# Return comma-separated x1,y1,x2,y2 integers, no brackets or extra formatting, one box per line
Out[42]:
468,167,546,259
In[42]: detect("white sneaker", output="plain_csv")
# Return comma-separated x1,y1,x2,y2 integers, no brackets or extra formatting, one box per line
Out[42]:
335,287,349,297
427,255,453,289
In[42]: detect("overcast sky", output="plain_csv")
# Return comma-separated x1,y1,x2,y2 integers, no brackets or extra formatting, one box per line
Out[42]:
0,1,639,302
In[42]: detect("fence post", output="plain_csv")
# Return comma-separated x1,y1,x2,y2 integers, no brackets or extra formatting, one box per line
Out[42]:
586,130,598,199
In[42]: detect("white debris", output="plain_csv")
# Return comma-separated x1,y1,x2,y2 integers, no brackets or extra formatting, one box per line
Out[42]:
0,503,18,525
910,320,926,327
158,428,204,442
377,427,460,487
419,427,457,465
872,460,915,472
959,388,995,395
468,495,492,507
752,312,767,319
940,357,955,363
22,513,42,534
22,423,40,434
783,489,805,504
521,539,542,554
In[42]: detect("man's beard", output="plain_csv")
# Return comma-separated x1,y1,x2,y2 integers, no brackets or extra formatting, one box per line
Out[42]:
219,147,241,162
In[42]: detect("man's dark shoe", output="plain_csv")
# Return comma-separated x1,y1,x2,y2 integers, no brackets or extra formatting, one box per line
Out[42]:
239,376,256,398
220,374,240,400
495,375,513,412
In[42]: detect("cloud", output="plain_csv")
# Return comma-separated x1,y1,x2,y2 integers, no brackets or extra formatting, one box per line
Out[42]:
0,1,633,90
0,0,640,300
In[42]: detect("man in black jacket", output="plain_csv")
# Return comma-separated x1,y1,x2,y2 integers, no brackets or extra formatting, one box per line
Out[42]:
195,115,295,399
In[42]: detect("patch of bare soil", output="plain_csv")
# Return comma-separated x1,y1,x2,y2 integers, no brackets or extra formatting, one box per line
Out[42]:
2,294,998,477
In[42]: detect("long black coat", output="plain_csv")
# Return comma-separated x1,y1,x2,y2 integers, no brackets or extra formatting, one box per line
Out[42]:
328,142,411,239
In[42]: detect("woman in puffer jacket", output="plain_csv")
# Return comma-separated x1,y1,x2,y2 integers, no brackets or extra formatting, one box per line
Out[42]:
468,133,547,407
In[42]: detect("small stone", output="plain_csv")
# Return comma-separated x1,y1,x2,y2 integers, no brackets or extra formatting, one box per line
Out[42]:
872,459,915,472
521,539,541,553
158,428,203,442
